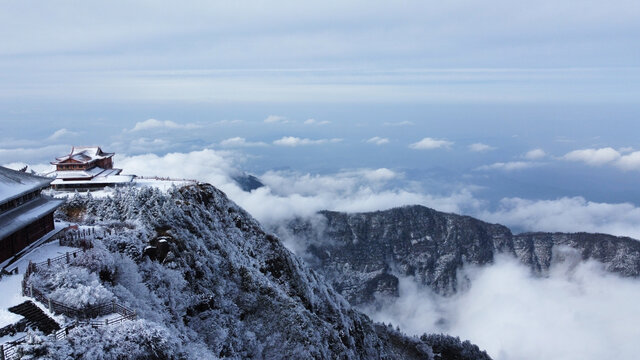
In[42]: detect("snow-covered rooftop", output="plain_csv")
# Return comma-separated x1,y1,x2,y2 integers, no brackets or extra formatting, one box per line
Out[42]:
0,196,64,239
51,166,133,186
51,174,135,185
0,166,53,205
51,146,114,165
55,167,103,179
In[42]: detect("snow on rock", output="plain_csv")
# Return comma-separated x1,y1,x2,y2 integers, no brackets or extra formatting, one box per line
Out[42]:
14,184,474,359
15,319,187,359
28,265,114,308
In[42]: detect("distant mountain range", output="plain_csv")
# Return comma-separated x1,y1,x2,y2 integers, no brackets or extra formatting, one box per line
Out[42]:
283,205,640,305
232,173,264,192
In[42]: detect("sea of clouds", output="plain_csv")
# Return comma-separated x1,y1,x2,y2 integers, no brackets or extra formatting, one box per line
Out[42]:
363,253,640,360
109,148,640,240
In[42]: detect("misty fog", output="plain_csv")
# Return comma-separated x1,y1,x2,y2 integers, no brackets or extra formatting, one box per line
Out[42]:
363,254,640,360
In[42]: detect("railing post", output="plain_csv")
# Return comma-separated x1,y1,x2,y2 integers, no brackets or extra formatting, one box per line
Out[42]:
66,252,70,264
48,298,53,313
47,258,51,267
105,318,109,326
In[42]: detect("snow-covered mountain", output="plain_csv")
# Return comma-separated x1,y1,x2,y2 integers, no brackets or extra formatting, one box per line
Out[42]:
16,185,491,359
280,205,640,305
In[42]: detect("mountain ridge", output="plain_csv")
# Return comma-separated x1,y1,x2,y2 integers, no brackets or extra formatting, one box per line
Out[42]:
13,185,490,359
282,204,640,305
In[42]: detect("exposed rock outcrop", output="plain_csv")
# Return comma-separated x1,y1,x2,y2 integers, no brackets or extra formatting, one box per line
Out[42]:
283,205,640,305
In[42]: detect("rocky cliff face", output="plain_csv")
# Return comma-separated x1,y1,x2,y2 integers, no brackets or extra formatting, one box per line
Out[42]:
282,205,640,305
513,232,640,277
20,186,490,359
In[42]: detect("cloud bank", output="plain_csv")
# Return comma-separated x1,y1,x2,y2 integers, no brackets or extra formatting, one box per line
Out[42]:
563,147,621,166
219,137,268,147
366,137,390,145
409,137,453,150
129,119,200,132
364,255,640,360
48,128,77,140
480,196,640,239
468,143,494,152
476,161,542,171
112,149,640,240
304,119,330,125
273,136,342,147
264,115,287,124
114,149,482,226
383,121,414,127
524,148,546,160
562,147,640,171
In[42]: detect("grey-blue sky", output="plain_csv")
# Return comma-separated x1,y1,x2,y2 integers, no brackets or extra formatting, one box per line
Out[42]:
0,1,639,103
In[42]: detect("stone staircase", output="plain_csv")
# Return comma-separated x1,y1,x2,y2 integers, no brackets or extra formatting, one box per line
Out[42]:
8,301,60,334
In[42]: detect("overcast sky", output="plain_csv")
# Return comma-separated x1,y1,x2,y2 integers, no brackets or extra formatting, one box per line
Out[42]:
0,0,639,103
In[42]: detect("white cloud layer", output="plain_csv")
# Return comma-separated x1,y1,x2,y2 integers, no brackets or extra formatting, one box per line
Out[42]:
2,162,54,174
116,149,240,186
0,145,70,165
303,118,330,125
383,121,414,126
364,255,640,360
219,137,268,147
468,143,495,152
112,149,640,240
476,161,541,171
264,115,287,124
409,137,453,150
114,149,481,226
213,119,244,126
273,136,342,147
48,128,77,140
366,137,390,145
617,151,640,170
524,148,546,160
480,196,640,239
129,118,200,132
563,147,640,171
563,147,621,166
128,138,171,152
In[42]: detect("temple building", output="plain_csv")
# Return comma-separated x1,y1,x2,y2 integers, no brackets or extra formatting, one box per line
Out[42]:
0,166,64,264
50,146,135,191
